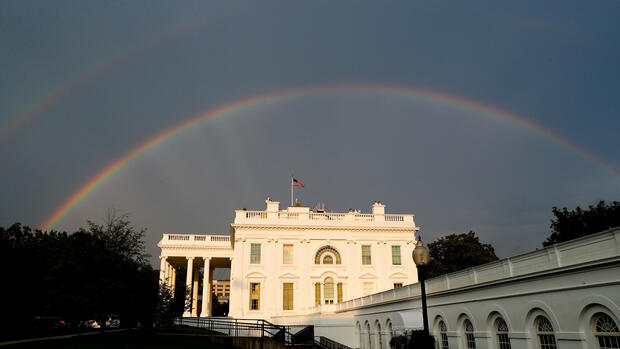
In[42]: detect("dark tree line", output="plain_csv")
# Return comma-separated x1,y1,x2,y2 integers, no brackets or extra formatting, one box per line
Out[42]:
544,200,620,246
424,231,499,279
422,200,619,279
0,213,173,334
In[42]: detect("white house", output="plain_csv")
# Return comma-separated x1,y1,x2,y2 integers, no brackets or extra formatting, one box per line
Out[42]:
158,198,419,318
228,199,419,319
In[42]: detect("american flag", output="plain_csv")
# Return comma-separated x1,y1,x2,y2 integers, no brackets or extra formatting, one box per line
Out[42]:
293,178,305,187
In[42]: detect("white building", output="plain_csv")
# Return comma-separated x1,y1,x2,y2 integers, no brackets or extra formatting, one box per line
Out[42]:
158,198,419,319
159,199,620,349
229,199,419,319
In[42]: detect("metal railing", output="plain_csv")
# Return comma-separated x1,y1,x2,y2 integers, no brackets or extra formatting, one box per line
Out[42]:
173,317,347,348
318,336,353,349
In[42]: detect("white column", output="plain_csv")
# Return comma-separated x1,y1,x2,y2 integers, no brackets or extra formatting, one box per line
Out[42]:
201,257,211,317
164,262,169,286
167,262,172,287
183,257,194,317
192,268,199,316
171,267,176,293
159,256,167,285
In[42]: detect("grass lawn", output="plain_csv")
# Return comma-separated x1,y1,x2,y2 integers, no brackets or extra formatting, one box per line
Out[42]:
2,327,230,349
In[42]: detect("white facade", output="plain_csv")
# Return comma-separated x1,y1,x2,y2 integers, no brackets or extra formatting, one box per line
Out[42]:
158,199,419,319
228,199,419,319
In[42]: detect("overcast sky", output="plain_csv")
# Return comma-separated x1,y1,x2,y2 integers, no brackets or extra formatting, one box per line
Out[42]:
1,1,619,267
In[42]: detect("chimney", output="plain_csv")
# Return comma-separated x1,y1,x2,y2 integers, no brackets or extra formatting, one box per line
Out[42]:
266,198,280,212
371,201,385,215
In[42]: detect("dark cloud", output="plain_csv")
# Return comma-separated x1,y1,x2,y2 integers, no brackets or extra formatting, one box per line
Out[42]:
1,1,619,266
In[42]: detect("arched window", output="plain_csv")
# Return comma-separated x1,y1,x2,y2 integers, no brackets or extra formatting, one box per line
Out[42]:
323,255,333,264
496,317,511,349
439,320,449,349
324,277,334,304
356,322,362,349
386,320,393,348
375,321,382,349
366,322,372,349
315,246,342,264
592,313,620,349
535,316,557,349
464,319,476,348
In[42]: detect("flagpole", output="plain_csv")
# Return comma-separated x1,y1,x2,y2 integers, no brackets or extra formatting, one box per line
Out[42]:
290,175,294,207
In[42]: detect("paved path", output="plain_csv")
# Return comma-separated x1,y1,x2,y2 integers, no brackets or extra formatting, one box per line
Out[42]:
0,329,129,346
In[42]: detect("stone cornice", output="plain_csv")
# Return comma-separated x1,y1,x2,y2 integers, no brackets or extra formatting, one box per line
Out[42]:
335,256,620,312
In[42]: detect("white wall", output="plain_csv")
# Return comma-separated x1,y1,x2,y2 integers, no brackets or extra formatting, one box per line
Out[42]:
228,200,418,320
274,228,620,349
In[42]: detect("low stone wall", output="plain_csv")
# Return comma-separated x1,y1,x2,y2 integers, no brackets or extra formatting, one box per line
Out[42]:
206,335,289,349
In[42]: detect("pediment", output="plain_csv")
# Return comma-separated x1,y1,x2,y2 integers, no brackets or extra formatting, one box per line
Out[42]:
245,271,266,279
278,272,299,279
389,272,409,279
359,272,378,279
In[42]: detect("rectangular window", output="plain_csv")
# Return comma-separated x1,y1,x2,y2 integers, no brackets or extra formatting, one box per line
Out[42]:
394,283,403,288
324,282,334,300
283,244,293,264
249,283,260,310
283,283,293,310
250,243,261,264
363,282,374,296
392,245,401,265
315,283,321,306
362,245,371,265
337,283,343,303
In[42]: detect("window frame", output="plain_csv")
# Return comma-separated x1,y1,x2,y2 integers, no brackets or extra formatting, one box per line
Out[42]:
535,316,557,349
282,244,294,265
249,282,261,311
314,282,321,306
391,245,401,265
496,317,511,349
282,282,294,311
592,312,620,349
315,246,342,264
362,245,372,265
438,320,449,349
337,282,343,303
463,319,476,349
323,255,334,264
324,277,335,304
250,243,261,264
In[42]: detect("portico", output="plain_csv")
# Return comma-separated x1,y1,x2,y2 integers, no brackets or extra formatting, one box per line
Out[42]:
158,234,233,317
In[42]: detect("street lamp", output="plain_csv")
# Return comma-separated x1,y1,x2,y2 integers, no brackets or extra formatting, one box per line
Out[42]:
412,236,430,337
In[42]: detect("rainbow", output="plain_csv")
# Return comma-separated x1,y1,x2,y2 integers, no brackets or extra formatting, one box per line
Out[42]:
39,84,620,231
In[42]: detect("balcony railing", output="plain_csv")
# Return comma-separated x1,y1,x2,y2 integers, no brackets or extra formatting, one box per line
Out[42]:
235,210,413,225
160,234,231,245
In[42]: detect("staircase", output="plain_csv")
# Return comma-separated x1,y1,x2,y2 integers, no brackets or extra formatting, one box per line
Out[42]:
173,317,351,349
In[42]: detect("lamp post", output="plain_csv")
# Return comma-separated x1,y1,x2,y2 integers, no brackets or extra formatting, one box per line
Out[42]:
412,236,430,337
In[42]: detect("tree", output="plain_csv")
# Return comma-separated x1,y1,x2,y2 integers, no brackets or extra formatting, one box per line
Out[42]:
543,200,620,246
424,231,499,279
0,213,159,336
81,209,148,264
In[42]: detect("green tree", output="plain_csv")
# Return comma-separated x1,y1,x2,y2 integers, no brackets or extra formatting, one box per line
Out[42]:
0,214,159,337
82,209,148,264
543,200,620,246
424,231,499,279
